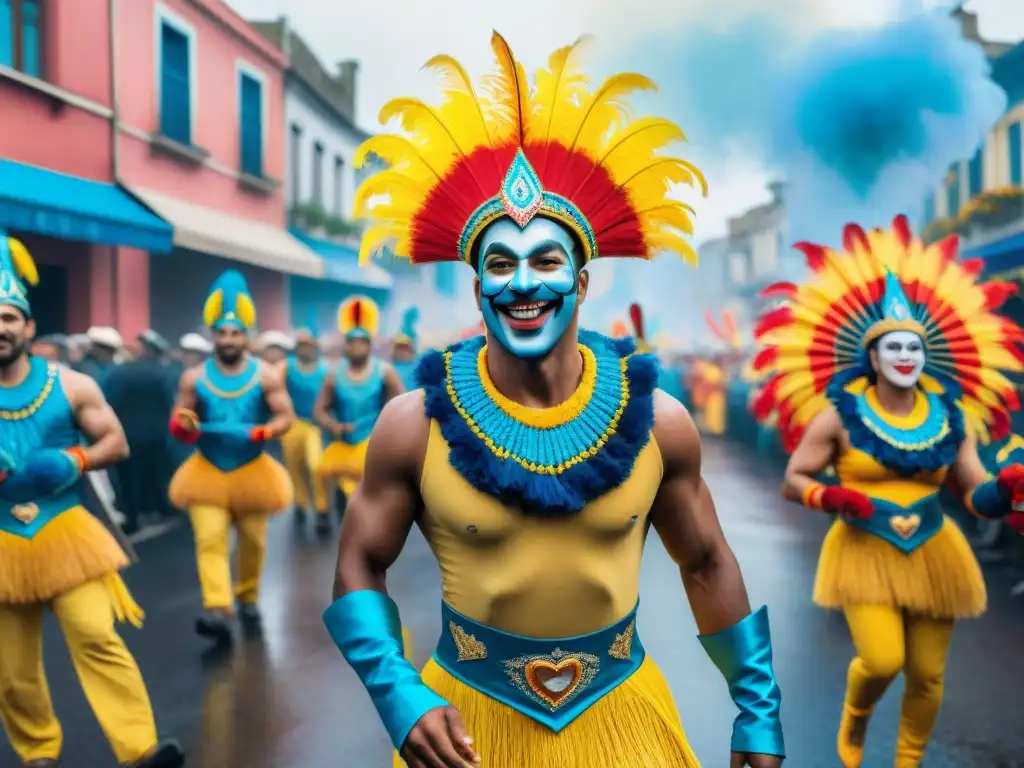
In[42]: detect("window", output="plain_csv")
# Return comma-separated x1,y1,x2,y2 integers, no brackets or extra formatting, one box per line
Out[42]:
158,18,192,145
1,0,42,77
435,262,456,297
334,156,345,216
922,192,935,225
289,124,302,208
946,165,960,218
968,146,983,198
238,70,264,177
312,142,324,205
1010,122,1023,187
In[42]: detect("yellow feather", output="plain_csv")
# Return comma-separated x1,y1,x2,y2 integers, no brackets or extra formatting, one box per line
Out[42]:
353,135,439,183
236,294,257,329
202,290,223,328
597,118,687,183
644,230,696,264
530,35,594,145
359,224,405,265
7,238,38,286
571,73,657,158
482,31,531,145
423,53,495,151
620,158,708,202
378,98,472,176
638,204,695,236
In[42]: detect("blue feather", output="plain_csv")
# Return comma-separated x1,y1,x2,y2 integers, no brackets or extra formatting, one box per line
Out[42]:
400,307,420,340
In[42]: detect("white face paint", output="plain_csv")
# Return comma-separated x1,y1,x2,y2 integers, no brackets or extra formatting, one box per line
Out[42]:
875,330,925,389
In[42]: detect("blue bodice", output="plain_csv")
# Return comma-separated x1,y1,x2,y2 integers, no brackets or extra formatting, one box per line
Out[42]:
392,359,418,392
194,357,269,472
0,358,82,539
286,357,328,421
333,358,386,445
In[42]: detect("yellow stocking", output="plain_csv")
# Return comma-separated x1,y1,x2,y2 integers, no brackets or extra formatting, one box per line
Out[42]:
303,424,329,514
281,426,311,510
896,615,954,767
234,513,269,605
188,505,234,610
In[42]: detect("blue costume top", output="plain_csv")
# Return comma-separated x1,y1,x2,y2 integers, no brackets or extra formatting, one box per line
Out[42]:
0,358,82,539
285,357,328,422
194,357,269,472
332,358,386,445
392,359,418,391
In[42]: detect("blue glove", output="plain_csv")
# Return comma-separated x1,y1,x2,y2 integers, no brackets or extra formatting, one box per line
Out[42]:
0,449,82,503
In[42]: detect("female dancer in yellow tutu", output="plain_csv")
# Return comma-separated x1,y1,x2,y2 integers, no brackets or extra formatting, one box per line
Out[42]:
752,216,1024,767
322,32,785,768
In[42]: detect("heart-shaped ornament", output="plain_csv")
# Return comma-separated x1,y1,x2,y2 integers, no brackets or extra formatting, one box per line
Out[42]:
889,513,920,540
11,503,39,525
525,657,583,709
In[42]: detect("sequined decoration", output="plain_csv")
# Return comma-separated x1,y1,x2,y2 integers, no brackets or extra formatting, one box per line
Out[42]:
607,621,635,660
504,648,600,711
0,364,56,421
449,622,488,662
500,149,545,227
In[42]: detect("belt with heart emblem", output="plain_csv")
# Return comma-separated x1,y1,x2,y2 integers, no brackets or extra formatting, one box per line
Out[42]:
433,601,645,732
842,494,944,553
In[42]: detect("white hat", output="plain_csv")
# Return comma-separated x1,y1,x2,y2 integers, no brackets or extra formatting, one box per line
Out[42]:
179,332,212,353
87,326,124,350
258,330,294,351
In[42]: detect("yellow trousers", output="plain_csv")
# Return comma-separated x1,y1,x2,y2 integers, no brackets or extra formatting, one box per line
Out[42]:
188,505,269,610
319,439,369,498
0,579,158,764
281,420,328,513
843,604,954,767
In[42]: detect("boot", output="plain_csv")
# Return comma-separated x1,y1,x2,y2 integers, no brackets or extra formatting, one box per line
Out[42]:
237,601,261,626
195,610,232,643
837,703,872,768
126,740,185,768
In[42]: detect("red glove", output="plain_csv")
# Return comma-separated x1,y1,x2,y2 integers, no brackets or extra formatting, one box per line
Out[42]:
1007,511,1024,535
819,486,875,520
997,464,1024,508
249,426,272,443
169,409,200,444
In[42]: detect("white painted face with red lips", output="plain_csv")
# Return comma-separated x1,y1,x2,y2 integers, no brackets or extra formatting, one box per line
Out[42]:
875,330,925,389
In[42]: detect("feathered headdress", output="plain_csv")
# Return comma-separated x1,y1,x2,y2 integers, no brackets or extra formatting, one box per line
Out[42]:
704,308,742,349
203,270,256,330
353,32,707,267
338,295,380,340
751,215,1024,449
0,230,39,317
629,303,651,353
393,306,419,349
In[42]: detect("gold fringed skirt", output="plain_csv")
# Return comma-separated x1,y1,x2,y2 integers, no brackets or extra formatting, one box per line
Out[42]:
0,505,129,605
318,439,369,480
169,452,293,516
393,656,700,768
814,516,987,619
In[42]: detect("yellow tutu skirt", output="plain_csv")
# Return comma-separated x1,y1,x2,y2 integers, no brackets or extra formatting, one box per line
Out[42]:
169,452,293,516
814,516,987,619
393,656,700,768
318,439,369,481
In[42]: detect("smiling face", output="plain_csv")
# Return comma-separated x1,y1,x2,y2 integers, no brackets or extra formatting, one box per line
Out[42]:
475,217,586,360
0,304,33,367
213,324,248,366
871,330,925,389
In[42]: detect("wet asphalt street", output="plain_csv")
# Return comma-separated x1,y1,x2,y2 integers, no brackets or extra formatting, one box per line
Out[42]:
4,440,1024,768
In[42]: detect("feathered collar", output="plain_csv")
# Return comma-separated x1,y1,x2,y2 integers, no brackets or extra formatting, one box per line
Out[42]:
416,329,658,516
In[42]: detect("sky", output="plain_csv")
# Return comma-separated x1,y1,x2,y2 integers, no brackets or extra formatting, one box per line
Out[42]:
227,0,1023,244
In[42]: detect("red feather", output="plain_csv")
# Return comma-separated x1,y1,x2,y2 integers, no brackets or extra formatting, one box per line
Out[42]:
793,242,828,272
990,408,1011,442
761,281,798,299
961,258,984,277
753,347,777,371
629,303,645,339
983,282,1018,310
704,309,724,340
754,307,794,339
892,214,912,249
722,309,738,339
842,223,871,254
936,234,959,266
752,377,779,419
352,300,363,327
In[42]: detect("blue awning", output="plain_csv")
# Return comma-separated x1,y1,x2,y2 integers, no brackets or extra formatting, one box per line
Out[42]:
962,229,1024,277
0,159,173,254
290,229,393,289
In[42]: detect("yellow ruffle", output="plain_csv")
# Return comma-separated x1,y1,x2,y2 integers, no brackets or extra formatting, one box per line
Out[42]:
318,439,369,480
393,656,700,768
813,516,987,619
169,452,293,516
0,505,128,604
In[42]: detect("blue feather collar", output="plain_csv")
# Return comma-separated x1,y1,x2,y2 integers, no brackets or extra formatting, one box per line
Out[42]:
416,330,658,516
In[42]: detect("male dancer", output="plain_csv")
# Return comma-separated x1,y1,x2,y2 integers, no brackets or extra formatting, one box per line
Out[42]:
390,307,420,391
280,328,330,532
169,270,294,642
315,295,404,501
0,233,183,767
324,34,785,768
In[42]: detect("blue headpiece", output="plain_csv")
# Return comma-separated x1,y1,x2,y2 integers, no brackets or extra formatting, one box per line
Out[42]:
0,230,39,318
862,271,926,347
203,270,256,331
393,307,419,349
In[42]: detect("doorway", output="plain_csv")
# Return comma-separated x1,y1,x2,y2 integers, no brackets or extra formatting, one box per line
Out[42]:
25,263,68,336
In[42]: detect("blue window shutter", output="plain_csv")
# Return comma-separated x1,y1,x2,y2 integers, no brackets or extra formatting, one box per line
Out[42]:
0,0,13,68
968,147,983,198
21,0,40,76
240,73,262,176
946,165,960,218
1010,122,1023,187
160,23,191,145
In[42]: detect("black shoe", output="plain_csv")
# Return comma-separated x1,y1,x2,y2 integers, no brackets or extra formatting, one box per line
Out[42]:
195,611,232,643
293,507,306,525
126,740,185,768
315,514,331,536
237,601,261,625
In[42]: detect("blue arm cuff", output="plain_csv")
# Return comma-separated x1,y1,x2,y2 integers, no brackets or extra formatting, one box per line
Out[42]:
323,591,448,750
969,479,1010,519
698,605,786,758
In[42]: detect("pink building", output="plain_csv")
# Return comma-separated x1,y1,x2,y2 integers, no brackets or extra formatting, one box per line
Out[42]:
114,0,323,341
0,0,173,338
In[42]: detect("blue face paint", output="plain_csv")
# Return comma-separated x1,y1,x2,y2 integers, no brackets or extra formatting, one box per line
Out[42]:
477,217,579,360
